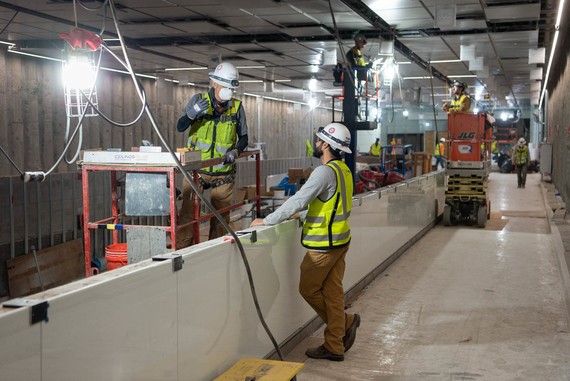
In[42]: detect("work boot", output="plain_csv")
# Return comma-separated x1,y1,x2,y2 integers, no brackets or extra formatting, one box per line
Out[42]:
305,345,344,362
343,314,361,352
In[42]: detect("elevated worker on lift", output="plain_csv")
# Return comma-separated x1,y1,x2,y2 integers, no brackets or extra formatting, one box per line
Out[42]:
176,62,248,248
442,80,471,113
434,137,446,170
368,138,382,157
251,123,360,362
345,33,372,95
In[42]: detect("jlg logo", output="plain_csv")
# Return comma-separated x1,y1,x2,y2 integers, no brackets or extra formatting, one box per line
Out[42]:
457,132,476,139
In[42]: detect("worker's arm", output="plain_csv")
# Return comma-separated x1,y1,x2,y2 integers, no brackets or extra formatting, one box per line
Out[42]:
234,102,248,153
252,165,335,227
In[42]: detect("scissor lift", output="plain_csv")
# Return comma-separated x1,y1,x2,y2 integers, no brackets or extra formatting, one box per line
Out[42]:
443,113,493,227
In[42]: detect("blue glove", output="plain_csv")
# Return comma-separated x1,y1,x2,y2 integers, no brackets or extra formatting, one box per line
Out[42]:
223,149,238,164
187,97,209,119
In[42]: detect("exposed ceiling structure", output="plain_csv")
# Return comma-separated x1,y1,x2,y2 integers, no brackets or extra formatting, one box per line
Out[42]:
0,0,560,112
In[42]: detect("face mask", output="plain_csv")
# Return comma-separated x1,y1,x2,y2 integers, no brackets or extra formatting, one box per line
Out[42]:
218,87,233,101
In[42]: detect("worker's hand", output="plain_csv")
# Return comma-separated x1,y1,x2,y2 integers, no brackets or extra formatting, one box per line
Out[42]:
442,102,450,112
250,218,265,227
222,149,238,164
187,97,209,119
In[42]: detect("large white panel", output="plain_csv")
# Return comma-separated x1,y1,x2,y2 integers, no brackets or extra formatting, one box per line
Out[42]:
41,263,178,381
0,308,41,381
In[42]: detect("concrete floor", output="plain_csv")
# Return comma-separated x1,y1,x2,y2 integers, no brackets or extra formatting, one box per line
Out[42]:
286,172,570,380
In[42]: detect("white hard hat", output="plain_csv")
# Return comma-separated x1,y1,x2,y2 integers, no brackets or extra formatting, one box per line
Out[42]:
440,138,446,143
209,62,239,89
518,137,526,144
353,33,367,44
316,123,352,153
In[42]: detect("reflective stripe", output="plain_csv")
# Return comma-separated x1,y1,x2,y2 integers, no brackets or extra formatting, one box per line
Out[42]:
305,211,351,224
303,231,351,242
195,141,210,150
329,161,349,219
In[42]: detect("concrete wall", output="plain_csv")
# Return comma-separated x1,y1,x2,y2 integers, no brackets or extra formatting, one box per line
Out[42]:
545,27,570,210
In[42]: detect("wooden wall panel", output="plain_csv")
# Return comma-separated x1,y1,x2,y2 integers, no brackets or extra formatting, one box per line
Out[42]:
0,50,340,177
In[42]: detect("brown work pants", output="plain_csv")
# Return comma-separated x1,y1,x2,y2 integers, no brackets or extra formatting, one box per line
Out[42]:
176,173,234,248
299,245,356,355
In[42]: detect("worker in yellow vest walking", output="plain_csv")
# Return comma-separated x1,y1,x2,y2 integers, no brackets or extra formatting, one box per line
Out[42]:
434,137,446,170
368,138,382,157
512,137,530,188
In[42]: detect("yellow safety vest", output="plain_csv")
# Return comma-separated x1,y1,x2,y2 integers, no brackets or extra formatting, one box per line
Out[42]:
513,145,529,165
491,141,498,153
348,47,366,67
434,142,445,156
370,143,381,156
449,94,471,112
301,160,353,250
189,92,240,174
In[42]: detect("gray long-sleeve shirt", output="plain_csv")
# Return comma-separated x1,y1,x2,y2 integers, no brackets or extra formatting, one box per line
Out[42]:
263,162,338,226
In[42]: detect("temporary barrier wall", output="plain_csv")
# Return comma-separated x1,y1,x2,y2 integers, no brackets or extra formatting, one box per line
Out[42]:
0,172,445,381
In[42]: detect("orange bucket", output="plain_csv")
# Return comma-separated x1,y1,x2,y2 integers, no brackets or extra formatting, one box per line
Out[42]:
105,243,128,270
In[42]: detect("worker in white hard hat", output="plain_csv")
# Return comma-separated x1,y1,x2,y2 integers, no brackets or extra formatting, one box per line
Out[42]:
442,80,471,113
512,137,530,188
434,137,446,170
176,62,249,247
251,122,360,362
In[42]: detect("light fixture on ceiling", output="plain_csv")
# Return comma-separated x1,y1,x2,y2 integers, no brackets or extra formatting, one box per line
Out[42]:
0,40,15,47
235,65,265,69
240,80,264,83
428,59,462,64
7,46,62,62
165,67,208,71
60,28,103,118
539,0,566,108
403,110,409,117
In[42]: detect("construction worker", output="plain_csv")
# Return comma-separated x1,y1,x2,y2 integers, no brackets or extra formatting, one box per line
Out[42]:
368,138,382,157
251,122,360,362
434,137,446,170
512,137,530,188
176,62,248,247
346,34,371,80
442,80,471,113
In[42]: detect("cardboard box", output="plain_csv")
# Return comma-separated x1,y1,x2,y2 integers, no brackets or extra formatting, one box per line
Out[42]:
287,168,304,183
237,185,274,202
303,166,314,179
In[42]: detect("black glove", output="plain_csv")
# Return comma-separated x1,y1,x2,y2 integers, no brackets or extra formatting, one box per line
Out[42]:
366,62,373,69
187,97,209,119
222,149,238,164
177,114,191,132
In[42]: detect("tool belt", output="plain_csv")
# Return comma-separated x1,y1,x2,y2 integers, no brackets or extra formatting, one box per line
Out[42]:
198,173,235,190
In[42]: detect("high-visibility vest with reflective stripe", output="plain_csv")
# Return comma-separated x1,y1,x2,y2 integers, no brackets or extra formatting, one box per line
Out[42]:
513,145,529,165
449,94,471,112
370,143,381,156
349,47,366,67
301,160,353,250
188,92,240,174
435,142,445,156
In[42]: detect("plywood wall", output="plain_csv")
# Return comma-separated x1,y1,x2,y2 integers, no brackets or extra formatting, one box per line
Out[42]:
0,50,339,177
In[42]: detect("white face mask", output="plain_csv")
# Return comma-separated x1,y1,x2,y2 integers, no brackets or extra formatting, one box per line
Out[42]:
219,87,233,101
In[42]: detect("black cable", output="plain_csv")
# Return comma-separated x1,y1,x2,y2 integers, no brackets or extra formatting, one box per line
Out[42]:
428,64,439,139
0,143,24,175
106,0,286,362
0,10,18,37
